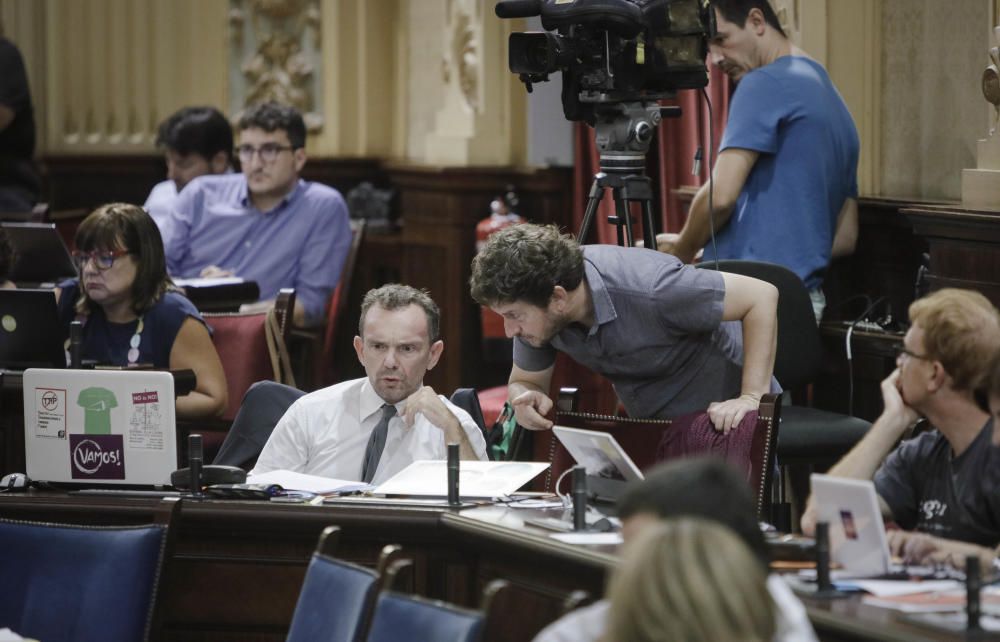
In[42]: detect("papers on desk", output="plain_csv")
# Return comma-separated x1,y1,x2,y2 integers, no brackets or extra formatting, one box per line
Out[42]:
550,532,623,546
173,276,245,288
846,579,961,598
246,470,370,495
374,460,549,498
863,585,1000,616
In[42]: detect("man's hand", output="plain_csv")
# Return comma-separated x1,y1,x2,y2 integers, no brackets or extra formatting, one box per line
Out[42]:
402,386,479,460
200,265,236,278
881,369,920,428
887,530,942,565
511,390,554,431
656,232,679,255
800,507,818,537
401,386,457,431
654,232,704,263
887,530,994,570
707,395,758,434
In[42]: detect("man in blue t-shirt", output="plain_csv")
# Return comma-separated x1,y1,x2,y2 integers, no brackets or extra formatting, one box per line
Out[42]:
659,0,860,322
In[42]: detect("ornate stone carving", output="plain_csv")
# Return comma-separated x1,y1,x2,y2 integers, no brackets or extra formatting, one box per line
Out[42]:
770,0,799,44
229,0,323,131
442,3,480,111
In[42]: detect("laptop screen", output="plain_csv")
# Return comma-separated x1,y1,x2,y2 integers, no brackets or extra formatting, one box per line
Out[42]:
2,222,78,285
23,368,178,487
0,289,66,370
810,473,892,576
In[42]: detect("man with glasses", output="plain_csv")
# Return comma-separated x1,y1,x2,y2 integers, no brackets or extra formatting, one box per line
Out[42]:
801,289,1000,554
160,101,350,327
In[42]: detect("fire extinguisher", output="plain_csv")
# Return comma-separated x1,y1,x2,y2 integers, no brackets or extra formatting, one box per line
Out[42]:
476,187,523,340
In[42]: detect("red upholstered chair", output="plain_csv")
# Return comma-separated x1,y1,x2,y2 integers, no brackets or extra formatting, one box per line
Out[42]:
539,388,782,519
290,219,365,389
476,385,508,430
179,289,296,461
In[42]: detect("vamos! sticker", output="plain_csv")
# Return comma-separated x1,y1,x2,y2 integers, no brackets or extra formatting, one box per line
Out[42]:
70,434,126,480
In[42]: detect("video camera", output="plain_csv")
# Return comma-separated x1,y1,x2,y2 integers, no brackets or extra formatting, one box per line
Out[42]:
495,0,713,124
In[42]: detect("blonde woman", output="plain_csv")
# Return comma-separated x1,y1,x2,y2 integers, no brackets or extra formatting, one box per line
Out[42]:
603,517,776,642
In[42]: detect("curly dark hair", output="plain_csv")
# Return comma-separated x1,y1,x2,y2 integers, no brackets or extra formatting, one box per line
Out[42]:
469,223,584,308
238,102,306,149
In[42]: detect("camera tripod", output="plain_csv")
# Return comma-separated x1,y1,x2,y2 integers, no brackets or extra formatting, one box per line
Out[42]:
576,101,681,247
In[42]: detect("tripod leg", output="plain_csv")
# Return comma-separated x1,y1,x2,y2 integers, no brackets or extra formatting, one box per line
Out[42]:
577,179,605,245
612,189,634,247
640,200,658,250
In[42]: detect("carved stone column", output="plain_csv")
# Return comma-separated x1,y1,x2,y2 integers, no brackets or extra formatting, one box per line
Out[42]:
423,0,524,166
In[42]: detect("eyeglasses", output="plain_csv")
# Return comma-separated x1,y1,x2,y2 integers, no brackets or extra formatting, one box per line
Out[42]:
235,143,295,164
897,348,932,363
72,249,131,271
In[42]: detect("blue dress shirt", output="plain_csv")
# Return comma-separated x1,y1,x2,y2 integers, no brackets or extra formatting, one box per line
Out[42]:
160,174,351,326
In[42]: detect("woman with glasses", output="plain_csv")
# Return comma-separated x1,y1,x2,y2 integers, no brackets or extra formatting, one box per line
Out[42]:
56,202,227,419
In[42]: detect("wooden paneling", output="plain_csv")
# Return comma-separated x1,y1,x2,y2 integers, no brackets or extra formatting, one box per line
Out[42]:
40,154,385,212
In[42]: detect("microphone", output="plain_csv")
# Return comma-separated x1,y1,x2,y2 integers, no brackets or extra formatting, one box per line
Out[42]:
189,434,204,498
813,521,848,599
572,465,587,531
69,320,83,369
967,554,981,631
495,0,542,18
447,443,460,506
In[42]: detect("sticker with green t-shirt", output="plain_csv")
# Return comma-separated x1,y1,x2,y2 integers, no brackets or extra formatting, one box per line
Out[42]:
77,387,118,435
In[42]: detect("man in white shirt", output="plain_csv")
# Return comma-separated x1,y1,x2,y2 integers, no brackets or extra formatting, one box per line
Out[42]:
253,284,487,483
533,457,817,642
143,106,233,226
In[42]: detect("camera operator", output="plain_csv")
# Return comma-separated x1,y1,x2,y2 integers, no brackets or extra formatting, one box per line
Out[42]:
657,0,860,323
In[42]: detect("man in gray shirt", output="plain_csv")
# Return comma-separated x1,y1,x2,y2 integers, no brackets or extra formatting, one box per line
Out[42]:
469,223,779,432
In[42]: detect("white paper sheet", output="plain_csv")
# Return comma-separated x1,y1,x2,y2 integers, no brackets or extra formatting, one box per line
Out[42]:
843,579,961,598
550,532,623,545
173,277,245,287
374,460,549,498
247,469,369,494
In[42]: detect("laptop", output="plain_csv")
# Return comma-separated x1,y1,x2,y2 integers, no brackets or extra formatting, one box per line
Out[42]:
0,289,66,369
552,425,645,502
2,222,77,286
23,368,178,488
809,474,893,576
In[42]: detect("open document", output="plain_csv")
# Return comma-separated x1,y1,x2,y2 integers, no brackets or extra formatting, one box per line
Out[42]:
374,460,549,498
246,469,370,495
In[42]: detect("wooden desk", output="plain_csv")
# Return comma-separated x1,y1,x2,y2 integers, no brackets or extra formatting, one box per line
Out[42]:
0,493,979,642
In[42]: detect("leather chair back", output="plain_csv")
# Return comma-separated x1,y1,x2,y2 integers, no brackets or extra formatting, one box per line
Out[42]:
204,289,296,422
287,527,379,642
365,592,482,642
543,392,781,519
699,259,824,389
0,502,176,642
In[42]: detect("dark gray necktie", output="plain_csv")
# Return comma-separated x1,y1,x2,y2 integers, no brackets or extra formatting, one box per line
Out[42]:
361,404,396,483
